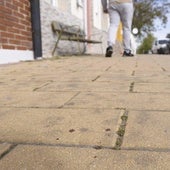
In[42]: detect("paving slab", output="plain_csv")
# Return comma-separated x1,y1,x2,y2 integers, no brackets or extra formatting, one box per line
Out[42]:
0,80,49,91
0,55,170,169
0,69,103,83
133,74,170,83
96,73,135,82
134,82,170,93
0,91,77,108
0,145,169,170
37,81,129,92
65,92,170,110
30,71,105,82
65,92,119,109
0,108,121,147
123,111,170,149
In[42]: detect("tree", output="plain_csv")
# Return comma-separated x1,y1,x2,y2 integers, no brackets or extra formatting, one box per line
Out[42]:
133,0,170,37
137,33,155,54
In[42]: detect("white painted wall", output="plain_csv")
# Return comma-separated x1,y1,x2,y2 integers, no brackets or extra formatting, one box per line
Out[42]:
0,50,34,64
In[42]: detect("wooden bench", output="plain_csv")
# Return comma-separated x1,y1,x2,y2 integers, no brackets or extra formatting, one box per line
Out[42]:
51,21,102,56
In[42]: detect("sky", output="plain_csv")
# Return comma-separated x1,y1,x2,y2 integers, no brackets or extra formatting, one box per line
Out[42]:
153,1,170,39
153,13,170,39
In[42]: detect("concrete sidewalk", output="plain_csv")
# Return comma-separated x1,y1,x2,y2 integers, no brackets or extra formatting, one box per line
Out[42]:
0,54,170,170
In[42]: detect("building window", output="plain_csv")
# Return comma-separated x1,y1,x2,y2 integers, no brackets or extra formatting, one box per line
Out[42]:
71,0,83,19
77,0,83,8
51,0,58,7
45,0,58,8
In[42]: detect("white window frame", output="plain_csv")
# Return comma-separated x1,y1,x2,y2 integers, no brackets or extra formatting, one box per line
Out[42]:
93,0,102,29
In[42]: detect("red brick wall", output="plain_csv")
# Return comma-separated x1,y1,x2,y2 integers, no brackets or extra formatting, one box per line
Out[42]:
0,0,32,50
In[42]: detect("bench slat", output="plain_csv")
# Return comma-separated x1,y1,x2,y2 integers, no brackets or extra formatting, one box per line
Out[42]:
67,37,102,43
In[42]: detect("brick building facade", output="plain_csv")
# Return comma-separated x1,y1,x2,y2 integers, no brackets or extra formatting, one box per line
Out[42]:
0,0,109,64
0,0,33,64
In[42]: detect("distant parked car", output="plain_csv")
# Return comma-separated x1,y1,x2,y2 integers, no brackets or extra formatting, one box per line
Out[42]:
167,40,170,53
151,39,170,54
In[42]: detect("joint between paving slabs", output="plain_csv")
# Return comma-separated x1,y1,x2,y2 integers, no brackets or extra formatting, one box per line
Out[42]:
33,81,54,91
114,109,128,150
105,66,112,71
161,67,166,72
59,92,81,108
131,70,135,76
129,82,135,92
0,144,17,160
92,75,101,82
135,62,138,68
